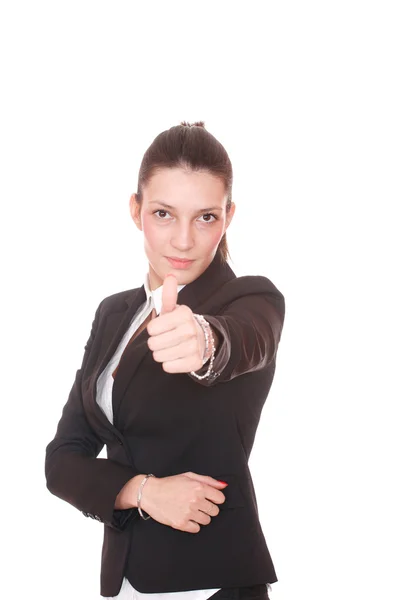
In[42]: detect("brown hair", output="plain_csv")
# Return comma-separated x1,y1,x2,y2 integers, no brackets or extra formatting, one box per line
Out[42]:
135,120,233,262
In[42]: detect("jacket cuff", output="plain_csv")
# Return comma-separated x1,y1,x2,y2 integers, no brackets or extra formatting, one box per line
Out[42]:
46,452,139,532
110,508,139,530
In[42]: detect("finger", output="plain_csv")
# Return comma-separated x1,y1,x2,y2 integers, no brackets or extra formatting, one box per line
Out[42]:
147,321,191,351
151,336,196,362
161,273,178,315
194,511,212,526
186,521,201,534
199,500,219,517
184,472,228,487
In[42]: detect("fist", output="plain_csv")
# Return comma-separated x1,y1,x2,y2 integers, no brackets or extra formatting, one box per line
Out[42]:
146,273,209,374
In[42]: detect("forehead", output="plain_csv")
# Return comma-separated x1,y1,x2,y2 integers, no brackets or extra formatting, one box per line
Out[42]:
143,167,226,203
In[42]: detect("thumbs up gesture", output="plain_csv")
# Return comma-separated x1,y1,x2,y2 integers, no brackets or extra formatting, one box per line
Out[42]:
146,273,209,374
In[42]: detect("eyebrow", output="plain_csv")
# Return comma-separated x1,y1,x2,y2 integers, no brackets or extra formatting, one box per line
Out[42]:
149,200,223,212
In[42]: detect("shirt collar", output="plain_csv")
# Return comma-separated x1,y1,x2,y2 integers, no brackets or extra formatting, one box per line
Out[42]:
144,271,186,316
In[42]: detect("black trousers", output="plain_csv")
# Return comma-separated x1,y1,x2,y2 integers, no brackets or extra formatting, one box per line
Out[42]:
208,584,271,600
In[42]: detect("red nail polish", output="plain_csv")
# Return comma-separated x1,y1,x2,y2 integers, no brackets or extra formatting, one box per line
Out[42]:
217,480,228,485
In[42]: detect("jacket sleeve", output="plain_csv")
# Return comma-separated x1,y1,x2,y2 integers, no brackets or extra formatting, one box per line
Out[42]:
187,286,285,387
45,300,139,531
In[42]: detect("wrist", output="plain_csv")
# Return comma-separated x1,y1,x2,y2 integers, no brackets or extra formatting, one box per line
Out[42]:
137,474,159,514
190,314,217,380
194,318,218,361
209,326,219,354
115,474,153,510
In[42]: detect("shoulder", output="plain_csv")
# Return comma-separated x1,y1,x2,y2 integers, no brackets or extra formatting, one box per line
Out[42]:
213,273,285,318
94,286,142,317
227,274,284,297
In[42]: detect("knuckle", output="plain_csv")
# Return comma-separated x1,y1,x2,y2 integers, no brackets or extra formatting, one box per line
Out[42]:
195,488,205,502
188,497,197,510
183,305,192,317
178,305,190,320
182,322,194,338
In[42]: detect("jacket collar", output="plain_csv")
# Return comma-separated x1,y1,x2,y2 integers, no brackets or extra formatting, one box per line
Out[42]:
126,252,236,315
143,271,186,316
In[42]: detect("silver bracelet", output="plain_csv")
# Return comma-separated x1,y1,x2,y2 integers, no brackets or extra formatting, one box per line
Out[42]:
137,473,155,520
190,314,216,380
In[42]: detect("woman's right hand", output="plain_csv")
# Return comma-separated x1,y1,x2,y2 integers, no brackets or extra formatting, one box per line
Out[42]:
139,472,228,533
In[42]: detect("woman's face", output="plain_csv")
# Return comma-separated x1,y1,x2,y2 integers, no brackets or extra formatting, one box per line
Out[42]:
130,167,235,290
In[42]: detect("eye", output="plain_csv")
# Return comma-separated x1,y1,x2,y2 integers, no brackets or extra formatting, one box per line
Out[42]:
152,210,218,223
153,209,170,219
199,213,218,223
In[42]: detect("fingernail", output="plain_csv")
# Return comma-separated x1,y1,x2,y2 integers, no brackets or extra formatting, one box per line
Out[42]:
217,480,228,485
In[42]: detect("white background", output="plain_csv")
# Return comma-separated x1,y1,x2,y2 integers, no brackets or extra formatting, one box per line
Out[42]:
1,2,399,599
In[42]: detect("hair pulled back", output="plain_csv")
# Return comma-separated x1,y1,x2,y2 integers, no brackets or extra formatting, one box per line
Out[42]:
135,121,233,262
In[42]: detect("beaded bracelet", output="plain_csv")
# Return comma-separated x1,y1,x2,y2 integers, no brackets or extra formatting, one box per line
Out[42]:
190,314,216,380
137,473,155,520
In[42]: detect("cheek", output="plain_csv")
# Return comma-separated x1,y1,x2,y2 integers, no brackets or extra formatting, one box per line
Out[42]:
206,223,225,248
142,214,162,247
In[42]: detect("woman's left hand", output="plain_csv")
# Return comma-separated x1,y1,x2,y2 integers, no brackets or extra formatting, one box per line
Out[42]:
146,273,210,374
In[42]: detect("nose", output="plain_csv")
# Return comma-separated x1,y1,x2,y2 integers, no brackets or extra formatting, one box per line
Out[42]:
171,221,195,251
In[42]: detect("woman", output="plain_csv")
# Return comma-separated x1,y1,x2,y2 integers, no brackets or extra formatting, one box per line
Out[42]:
45,121,285,600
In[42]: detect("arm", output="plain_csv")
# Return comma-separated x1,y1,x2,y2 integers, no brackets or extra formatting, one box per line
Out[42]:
187,288,285,387
44,301,140,531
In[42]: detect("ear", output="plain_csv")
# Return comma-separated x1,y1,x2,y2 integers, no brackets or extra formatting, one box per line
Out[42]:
224,201,236,232
130,193,142,231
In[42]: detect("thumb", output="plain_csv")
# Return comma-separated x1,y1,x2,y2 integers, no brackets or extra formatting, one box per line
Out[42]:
161,273,178,315
184,472,228,488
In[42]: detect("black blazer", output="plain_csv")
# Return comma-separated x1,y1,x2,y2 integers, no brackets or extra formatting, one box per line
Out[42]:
45,254,285,597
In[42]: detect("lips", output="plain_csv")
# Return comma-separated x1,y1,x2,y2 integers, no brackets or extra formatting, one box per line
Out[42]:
166,256,194,269
168,257,192,262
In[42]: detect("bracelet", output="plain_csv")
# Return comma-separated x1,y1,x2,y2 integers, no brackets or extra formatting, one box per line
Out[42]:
137,473,155,520
190,314,216,380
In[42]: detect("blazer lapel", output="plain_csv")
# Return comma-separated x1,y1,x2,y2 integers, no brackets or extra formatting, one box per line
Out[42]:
85,286,147,439
111,254,236,429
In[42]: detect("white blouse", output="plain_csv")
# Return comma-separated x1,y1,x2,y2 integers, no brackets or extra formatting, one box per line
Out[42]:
96,271,221,600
